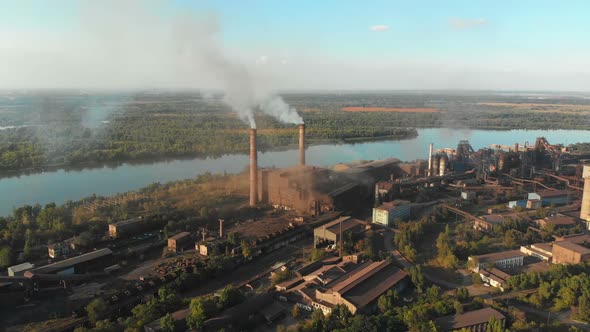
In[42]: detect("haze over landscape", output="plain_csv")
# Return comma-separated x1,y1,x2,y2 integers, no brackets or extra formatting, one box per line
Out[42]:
2,0,590,91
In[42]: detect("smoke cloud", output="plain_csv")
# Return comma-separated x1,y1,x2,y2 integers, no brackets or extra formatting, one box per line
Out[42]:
2,1,302,129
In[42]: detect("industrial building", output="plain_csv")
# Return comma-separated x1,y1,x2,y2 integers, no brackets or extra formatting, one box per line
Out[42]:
520,242,553,262
435,307,506,332
581,165,590,221
313,217,365,247
257,165,363,215
478,268,511,291
282,257,409,315
372,200,411,226
468,250,525,272
47,240,74,259
31,248,114,275
108,217,145,238
473,214,505,231
7,262,34,277
527,190,572,206
552,241,590,264
534,214,577,230
167,232,192,252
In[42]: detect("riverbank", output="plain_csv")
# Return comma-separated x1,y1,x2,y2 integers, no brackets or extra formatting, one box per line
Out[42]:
1,128,589,217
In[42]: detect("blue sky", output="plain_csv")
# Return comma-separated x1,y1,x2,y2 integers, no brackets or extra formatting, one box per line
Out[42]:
1,0,590,90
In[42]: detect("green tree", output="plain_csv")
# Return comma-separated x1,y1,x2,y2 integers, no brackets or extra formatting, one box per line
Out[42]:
485,316,506,332
456,287,469,301
218,285,243,308
575,292,590,322
0,246,12,268
310,248,326,262
187,297,216,330
241,240,252,260
408,265,426,293
160,313,175,332
86,298,109,325
292,304,301,318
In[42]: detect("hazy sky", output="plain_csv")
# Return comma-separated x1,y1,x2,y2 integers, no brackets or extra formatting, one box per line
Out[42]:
2,0,590,91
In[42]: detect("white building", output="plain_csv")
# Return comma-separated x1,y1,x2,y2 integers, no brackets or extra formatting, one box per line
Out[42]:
468,250,524,273
372,200,411,226
7,262,35,276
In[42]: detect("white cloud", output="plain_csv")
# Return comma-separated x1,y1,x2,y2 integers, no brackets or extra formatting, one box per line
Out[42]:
449,18,488,30
370,25,389,32
256,55,269,65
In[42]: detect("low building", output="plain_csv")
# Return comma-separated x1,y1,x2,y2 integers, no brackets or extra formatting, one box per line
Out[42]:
168,232,192,252
526,199,542,209
47,240,74,259
535,214,577,229
478,268,511,291
468,250,525,273
31,248,114,275
372,200,411,226
7,262,35,277
520,242,553,262
528,190,572,206
197,239,223,257
461,191,475,200
435,307,506,332
108,217,144,238
474,214,504,231
552,241,590,264
508,200,526,209
314,216,365,247
281,257,409,315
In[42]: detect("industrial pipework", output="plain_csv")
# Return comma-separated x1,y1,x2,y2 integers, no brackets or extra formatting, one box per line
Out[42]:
299,124,306,166
250,128,258,206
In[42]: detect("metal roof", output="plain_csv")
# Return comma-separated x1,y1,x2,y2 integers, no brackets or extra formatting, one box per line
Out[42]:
32,248,113,274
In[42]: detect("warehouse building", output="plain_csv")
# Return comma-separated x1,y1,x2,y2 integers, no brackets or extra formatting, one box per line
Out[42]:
534,214,577,230
435,307,505,332
168,232,192,252
108,217,145,238
313,217,365,247
372,200,411,226
283,257,409,315
520,242,553,262
552,241,590,264
468,250,524,273
528,190,572,206
31,248,114,275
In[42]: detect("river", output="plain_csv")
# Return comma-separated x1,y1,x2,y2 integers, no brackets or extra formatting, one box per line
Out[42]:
1,128,589,216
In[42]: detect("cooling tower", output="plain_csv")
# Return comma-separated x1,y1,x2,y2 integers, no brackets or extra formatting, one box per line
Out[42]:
250,128,258,206
299,124,306,166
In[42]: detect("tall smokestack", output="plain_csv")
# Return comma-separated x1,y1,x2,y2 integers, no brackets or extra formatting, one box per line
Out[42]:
299,124,305,166
428,143,433,176
250,128,258,206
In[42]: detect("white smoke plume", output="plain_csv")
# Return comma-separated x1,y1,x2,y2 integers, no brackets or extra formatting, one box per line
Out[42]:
176,17,303,128
2,0,302,129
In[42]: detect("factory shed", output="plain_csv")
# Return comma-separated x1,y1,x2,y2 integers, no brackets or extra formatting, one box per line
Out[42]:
31,248,113,275
552,241,590,264
435,307,506,332
7,262,35,277
108,217,144,238
528,190,572,206
372,200,411,226
314,217,365,247
167,232,192,252
535,214,577,229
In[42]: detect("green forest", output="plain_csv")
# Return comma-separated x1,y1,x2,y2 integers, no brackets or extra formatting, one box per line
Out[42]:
1,91,590,172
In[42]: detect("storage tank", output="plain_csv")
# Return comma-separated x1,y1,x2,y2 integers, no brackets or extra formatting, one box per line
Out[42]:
432,156,440,176
439,155,448,176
